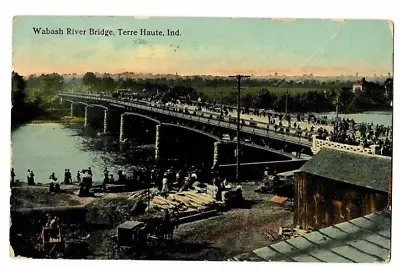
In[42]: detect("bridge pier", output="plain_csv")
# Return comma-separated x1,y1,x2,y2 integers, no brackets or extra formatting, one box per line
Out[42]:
119,114,125,142
213,141,222,167
155,124,162,163
84,106,88,127
70,103,75,117
103,109,109,134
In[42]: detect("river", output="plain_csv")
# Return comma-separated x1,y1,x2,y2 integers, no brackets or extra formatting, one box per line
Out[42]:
11,123,153,184
11,111,393,183
316,111,393,126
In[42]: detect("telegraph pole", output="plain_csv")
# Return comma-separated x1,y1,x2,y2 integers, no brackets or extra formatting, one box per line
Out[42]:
229,74,250,181
218,90,223,114
214,85,217,105
334,93,340,134
336,95,339,121
285,89,289,115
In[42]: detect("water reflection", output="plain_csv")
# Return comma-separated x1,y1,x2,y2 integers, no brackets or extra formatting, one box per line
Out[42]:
11,123,154,184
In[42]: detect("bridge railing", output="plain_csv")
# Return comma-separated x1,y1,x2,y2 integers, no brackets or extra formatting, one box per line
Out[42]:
311,135,381,155
62,93,313,147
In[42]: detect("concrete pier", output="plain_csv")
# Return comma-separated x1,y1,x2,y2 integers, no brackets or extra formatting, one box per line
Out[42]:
70,103,75,117
84,106,88,127
103,109,109,134
119,114,125,142
155,124,162,162
213,141,221,167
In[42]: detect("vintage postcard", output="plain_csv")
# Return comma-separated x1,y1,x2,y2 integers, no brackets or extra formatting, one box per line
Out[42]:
10,16,393,262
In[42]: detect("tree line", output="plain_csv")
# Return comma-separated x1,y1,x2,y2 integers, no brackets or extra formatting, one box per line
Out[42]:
11,72,68,127
246,79,393,113
12,71,393,123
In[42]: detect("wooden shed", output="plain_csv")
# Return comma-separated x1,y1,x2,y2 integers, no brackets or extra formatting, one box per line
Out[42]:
294,148,391,230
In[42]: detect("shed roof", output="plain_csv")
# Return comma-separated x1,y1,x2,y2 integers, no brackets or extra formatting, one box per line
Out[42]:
118,220,145,230
235,210,391,263
299,148,391,192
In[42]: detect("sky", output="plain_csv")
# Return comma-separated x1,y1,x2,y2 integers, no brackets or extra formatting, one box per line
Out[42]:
12,16,394,77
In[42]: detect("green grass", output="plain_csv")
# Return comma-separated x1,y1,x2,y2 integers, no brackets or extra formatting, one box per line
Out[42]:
195,86,327,100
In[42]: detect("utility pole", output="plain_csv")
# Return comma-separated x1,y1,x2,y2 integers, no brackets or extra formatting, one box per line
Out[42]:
229,74,250,182
214,85,217,105
336,95,339,121
218,90,223,114
285,89,289,115
334,93,340,134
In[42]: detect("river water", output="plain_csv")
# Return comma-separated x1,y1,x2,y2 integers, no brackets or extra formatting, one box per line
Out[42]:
11,111,393,184
11,123,152,184
317,111,393,126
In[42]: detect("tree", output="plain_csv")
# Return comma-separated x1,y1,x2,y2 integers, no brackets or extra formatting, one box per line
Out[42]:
384,77,393,101
12,71,26,107
101,76,116,94
82,72,98,92
252,89,277,109
241,93,253,108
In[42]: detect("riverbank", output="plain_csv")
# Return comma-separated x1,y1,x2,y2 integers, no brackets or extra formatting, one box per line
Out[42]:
27,117,84,125
10,182,291,260
12,103,74,129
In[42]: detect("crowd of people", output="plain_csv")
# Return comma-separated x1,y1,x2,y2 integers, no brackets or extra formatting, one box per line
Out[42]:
315,118,392,156
9,163,229,199
154,165,229,200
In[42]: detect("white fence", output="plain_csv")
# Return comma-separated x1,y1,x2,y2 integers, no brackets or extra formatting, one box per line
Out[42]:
311,135,379,155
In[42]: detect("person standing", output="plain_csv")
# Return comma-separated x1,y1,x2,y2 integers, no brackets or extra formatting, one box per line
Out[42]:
27,169,31,184
49,172,57,182
87,168,93,188
76,170,81,183
63,169,68,184
103,168,109,184
67,169,72,184
161,174,169,193
11,168,16,184
29,170,35,185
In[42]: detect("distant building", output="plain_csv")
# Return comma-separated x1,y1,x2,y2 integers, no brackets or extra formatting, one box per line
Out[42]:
294,148,391,230
352,77,384,93
352,78,368,92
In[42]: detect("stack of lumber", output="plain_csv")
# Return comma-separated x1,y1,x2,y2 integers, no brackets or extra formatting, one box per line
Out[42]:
127,188,160,200
278,226,314,240
168,191,215,211
128,189,216,212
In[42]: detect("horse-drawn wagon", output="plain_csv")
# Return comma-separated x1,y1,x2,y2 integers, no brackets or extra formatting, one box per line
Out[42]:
40,226,65,258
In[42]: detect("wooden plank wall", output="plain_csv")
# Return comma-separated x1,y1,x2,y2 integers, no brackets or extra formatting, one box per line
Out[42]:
294,172,388,230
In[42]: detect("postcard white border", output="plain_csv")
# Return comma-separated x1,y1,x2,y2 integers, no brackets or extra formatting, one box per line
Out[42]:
1,0,398,272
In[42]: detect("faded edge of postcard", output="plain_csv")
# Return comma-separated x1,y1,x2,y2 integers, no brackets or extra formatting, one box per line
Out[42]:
10,16,393,262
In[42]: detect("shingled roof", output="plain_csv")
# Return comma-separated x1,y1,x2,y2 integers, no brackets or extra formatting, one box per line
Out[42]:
235,210,391,263
299,148,392,192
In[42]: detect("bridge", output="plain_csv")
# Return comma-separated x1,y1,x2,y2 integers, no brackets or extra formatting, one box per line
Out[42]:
60,93,314,176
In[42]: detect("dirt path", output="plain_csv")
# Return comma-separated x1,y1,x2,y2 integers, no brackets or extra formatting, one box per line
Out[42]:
10,182,293,260
175,183,293,256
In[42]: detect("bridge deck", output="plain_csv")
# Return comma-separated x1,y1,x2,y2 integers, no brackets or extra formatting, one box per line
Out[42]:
62,94,312,148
